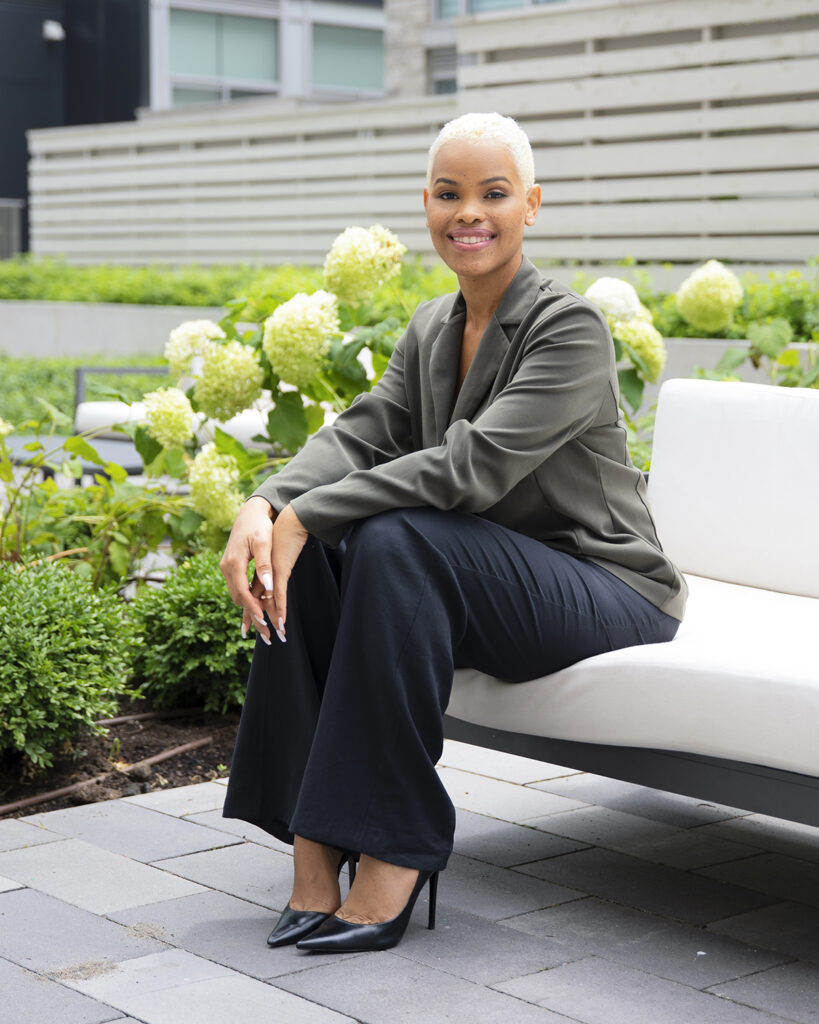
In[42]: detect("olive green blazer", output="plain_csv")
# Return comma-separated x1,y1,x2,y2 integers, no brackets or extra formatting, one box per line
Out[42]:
253,256,687,620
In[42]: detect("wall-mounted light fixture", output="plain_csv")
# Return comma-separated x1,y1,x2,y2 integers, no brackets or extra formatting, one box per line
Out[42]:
42,19,66,42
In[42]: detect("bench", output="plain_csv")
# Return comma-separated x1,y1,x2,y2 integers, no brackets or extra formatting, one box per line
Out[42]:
444,379,819,828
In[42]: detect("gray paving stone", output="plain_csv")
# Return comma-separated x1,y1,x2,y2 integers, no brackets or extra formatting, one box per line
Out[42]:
698,853,819,909
440,852,583,921
531,773,747,827
503,895,788,987
0,888,166,972
709,962,819,1024
620,829,760,870
0,874,22,893
0,956,121,1024
123,781,227,818
0,838,205,914
709,901,819,964
527,804,682,852
439,739,581,785
517,847,777,925
110,890,367,980
454,809,587,867
697,815,819,865
278,948,575,1023
65,948,354,1023
156,842,294,911
495,956,792,1023
22,801,240,863
0,818,62,852
186,809,293,853
392,903,581,985
438,766,586,822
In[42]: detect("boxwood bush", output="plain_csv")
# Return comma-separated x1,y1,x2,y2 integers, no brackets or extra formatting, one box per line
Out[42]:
129,550,252,714
0,563,134,771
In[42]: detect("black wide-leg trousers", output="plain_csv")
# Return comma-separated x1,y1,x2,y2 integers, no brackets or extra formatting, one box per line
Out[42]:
222,506,679,872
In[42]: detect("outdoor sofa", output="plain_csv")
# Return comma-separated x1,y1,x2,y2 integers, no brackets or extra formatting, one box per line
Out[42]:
445,379,819,828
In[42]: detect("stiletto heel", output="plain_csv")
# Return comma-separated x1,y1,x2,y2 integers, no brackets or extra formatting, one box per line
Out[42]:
267,850,358,948
296,869,440,953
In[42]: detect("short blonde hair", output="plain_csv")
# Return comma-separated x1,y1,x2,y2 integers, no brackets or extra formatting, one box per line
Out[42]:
426,112,536,192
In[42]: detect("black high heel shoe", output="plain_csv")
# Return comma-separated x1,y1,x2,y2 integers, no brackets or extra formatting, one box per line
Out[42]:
296,869,438,953
267,851,358,948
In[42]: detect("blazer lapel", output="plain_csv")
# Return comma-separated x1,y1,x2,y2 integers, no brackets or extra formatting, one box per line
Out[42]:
429,313,465,442
450,317,509,426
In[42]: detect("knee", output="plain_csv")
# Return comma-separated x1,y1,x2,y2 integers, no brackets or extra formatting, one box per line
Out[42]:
346,507,449,565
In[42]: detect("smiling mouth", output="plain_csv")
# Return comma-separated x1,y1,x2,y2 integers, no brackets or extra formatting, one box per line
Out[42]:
448,233,496,249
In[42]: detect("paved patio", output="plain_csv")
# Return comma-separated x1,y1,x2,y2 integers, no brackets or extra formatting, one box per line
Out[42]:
1,739,818,1024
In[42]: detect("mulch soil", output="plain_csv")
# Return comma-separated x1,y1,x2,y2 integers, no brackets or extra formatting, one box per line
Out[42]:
0,700,240,819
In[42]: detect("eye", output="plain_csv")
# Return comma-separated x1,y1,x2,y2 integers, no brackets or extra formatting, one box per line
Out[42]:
486,189,507,200
436,190,458,200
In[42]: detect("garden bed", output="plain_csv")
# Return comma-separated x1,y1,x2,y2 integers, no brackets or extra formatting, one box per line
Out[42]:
0,699,240,819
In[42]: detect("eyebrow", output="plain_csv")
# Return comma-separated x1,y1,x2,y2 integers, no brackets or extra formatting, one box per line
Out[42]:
432,176,513,186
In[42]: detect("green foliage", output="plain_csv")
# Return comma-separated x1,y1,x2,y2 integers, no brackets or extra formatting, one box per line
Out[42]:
128,551,252,714
0,562,134,770
0,354,168,435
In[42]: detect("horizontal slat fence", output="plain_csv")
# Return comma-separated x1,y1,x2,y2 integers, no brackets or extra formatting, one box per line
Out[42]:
27,0,818,270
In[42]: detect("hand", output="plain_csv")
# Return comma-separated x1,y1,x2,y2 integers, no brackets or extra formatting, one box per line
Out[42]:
220,495,276,644
262,503,310,643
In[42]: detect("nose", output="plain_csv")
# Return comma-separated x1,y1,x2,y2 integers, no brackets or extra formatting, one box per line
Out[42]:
455,197,483,223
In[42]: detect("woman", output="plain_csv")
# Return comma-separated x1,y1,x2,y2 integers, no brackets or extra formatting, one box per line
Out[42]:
219,112,687,954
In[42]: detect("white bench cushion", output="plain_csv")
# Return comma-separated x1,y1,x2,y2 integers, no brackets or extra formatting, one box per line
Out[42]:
648,379,819,599
446,573,819,777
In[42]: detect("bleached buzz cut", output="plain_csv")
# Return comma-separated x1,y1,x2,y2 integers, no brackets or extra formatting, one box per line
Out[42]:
426,112,536,192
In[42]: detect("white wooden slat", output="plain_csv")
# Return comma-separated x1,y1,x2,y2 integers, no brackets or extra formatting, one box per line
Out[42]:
27,96,456,156
521,235,819,262
460,28,819,90
460,57,819,118
457,0,819,55
31,197,817,237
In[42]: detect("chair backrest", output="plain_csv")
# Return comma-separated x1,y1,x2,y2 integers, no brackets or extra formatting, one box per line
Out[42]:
647,378,819,599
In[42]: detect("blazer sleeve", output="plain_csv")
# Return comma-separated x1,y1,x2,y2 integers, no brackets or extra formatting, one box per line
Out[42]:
288,298,614,547
251,330,413,513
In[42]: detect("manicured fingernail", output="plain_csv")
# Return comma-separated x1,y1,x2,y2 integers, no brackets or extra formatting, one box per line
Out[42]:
277,617,285,632
241,622,247,639
275,628,286,644
261,573,273,592
260,633,272,646
254,614,266,627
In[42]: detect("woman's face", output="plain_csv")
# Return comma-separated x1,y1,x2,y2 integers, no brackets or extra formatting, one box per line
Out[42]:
424,139,541,291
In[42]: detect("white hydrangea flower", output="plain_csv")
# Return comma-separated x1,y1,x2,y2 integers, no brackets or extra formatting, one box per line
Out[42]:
193,340,264,422
0,418,13,438
323,224,407,306
165,319,226,378
584,277,643,322
262,290,340,388
612,318,667,383
142,387,195,448
676,259,743,333
188,443,243,531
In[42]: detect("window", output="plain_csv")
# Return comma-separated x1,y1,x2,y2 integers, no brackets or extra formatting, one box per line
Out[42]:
169,8,278,105
312,24,384,92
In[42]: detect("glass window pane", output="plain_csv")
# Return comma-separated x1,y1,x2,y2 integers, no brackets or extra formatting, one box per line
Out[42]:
170,9,218,77
437,0,460,18
172,86,222,106
222,15,278,82
312,24,383,91
433,78,457,94
469,0,524,12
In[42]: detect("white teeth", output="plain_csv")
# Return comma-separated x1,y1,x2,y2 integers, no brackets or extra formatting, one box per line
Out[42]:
453,236,490,244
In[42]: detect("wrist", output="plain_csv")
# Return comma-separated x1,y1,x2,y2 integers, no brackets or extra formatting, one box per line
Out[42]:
246,495,276,519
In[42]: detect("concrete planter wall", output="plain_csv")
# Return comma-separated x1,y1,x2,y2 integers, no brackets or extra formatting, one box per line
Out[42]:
0,300,223,358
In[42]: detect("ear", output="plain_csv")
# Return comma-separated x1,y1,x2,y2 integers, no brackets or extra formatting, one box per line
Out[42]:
423,188,430,227
524,184,541,227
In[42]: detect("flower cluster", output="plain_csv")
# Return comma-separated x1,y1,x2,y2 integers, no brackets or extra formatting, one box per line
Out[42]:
142,387,195,448
611,318,666,383
0,418,13,438
676,259,743,333
165,319,226,378
323,224,407,306
584,277,643,323
194,340,264,422
262,290,340,388
188,443,243,530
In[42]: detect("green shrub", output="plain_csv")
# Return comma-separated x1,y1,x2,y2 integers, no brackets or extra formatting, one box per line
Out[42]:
129,550,252,713
0,563,134,771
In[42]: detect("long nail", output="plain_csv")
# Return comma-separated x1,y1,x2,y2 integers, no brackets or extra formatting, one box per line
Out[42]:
275,616,286,643
241,622,247,639
261,573,273,593
260,633,272,646
254,614,267,627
